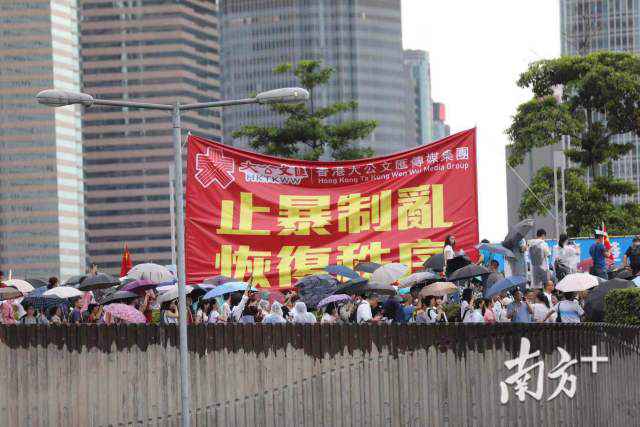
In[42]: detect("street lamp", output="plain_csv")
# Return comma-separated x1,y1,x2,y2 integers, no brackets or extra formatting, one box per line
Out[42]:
36,87,309,427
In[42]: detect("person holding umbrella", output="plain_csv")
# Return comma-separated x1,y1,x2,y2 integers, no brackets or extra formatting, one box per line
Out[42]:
506,289,533,323
356,294,381,323
321,302,339,324
443,235,456,271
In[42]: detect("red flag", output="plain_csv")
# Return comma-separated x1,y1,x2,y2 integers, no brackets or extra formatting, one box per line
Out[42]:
120,243,133,277
602,222,614,265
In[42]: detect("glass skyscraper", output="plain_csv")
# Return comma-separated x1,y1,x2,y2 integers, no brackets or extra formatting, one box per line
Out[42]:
403,49,433,146
80,0,221,273
0,0,86,279
219,0,408,156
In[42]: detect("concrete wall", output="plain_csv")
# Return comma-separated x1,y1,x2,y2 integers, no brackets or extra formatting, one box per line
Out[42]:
1,324,639,426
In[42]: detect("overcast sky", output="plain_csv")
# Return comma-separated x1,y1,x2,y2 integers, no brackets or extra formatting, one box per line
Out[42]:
401,0,560,241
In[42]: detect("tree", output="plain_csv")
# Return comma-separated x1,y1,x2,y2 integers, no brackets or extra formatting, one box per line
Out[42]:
507,52,640,234
232,60,377,161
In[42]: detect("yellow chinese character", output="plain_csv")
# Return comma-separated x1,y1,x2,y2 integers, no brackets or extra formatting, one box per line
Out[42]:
337,242,391,269
277,246,331,287
398,184,452,230
277,195,331,235
399,239,444,272
338,191,391,234
215,245,272,287
217,192,270,235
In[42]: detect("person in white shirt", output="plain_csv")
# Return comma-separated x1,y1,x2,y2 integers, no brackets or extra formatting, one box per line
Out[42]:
529,229,551,289
532,292,553,322
553,234,580,278
544,292,584,323
195,300,210,324
292,301,316,324
460,288,473,321
207,300,221,324
262,301,287,324
320,303,339,324
356,295,380,323
443,235,456,271
464,299,485,323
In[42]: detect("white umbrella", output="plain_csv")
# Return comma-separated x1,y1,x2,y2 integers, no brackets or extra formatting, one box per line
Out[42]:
419,282,457,297
157,285,193,305
556,273,599,293
398,271,438,288
371,263,408,286
43,286,83,299
127,263,173,283
2,279,34,294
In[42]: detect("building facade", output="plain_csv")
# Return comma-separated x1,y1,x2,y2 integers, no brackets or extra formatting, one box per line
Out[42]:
432,102,450,141
0,0,85,280
507,0,640,235
80,0,221,273
402,49,433,146
219,0,408,156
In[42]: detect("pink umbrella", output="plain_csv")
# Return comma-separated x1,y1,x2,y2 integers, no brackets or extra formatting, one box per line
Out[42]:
103,303,146,324
121,279,157,294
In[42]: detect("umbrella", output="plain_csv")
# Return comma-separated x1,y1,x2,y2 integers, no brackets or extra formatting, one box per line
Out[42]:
556,273,599,293
296,275,339,309
360,282,397,296
398,287,411,295
2,279,34,294
202,275,234,286
633,276,640,287
120,279,159,294
317,294,352,308
398,271,438,288
324,265,360,280
22,295,67,312
202,282,250,300
77,273,120,291
103,303,147,324
484,276,527,299
448,264,491,282
577,259,593,273
484,272,503,288
0,287,22,301
584,278,633,322
502,218,535,251
98,290,138,305
423,253,445,272
445,255,472,276
354,262,381,273
334,277,369,295
25,278,48,288
419,282,457,298
63,275,86,287
127,263,173,283
610,268,633,280
371,263,408,285
43,286,83,299
476,243,515,258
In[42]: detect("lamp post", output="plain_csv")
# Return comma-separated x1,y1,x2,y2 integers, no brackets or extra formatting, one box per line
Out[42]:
37,87,309,427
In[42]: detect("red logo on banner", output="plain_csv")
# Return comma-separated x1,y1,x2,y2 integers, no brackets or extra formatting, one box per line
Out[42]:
186,129,479,288
195,148,235,188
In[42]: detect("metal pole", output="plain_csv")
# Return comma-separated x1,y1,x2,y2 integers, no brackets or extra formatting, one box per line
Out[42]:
553,163,560,240
172,104,191,427
561,137,567,234
169,164,177,267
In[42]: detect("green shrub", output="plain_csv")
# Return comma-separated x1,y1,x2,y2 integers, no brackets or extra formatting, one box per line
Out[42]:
604,288,640,325
444,303,461,323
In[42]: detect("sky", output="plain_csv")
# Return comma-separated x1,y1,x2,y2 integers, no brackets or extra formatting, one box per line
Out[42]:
401,0,560,241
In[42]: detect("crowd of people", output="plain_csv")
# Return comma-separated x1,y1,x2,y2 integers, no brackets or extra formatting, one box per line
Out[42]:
0,228,636,327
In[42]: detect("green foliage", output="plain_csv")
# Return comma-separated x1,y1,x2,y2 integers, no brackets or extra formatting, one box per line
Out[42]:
508,52,640,234
233,60,376,160
604,288,640,325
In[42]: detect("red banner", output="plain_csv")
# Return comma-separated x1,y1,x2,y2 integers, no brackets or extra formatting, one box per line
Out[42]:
186,129,479,288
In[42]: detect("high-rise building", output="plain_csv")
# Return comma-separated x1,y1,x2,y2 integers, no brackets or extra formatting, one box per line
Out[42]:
0,0,86,280
403,49,433,146
219,0,407,156
432,102,450,141
507,0,640,235
80,0,221,273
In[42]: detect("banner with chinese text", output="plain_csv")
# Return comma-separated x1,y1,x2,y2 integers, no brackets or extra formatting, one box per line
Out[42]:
185,129,479,288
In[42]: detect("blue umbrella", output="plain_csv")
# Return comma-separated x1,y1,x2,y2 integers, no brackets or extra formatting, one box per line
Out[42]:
476,243,515,258
324,265,360,280
202,282,255,300
484,276,527,299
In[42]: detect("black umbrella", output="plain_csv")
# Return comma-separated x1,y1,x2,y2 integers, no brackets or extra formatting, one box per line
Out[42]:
423,253,445,272
98,290,137,305
502,218,534,251
584,278,633,322
610,268,633,280
203,275,233,286
448,264,492,282
445,254,472,277
333,277,368,295
63,275,86,287
25,278,48,288
296,274,339,310
360,282,397,296
78,273,120,291
354,262,381,273
484,272,503,288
